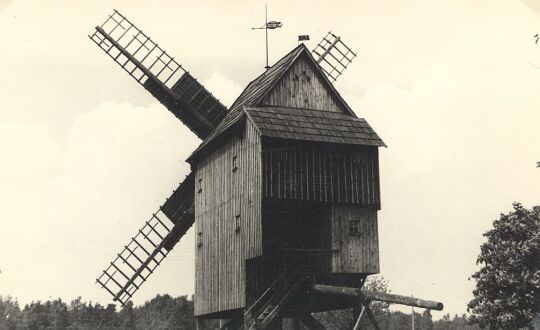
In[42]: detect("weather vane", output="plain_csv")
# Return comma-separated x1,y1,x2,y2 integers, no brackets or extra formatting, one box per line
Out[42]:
252,4,283,69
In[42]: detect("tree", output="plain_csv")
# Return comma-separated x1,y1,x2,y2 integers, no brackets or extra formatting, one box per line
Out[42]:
419,310,433,330
118,301,135,330
468,203,540,329
0,296,20,330
314,275,391,329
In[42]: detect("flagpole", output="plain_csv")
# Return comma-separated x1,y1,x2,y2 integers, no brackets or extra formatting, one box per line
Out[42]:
251,5,281,70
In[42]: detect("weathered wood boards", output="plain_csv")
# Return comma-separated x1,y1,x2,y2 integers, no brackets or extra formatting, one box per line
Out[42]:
330,206,379,274
190,42,386,318
194,120,262,316
262,144,380,207
262,55,346,113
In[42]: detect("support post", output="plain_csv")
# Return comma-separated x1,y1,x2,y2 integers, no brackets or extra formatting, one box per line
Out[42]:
352,305,366,330
301,314,325,330
356,293,380,330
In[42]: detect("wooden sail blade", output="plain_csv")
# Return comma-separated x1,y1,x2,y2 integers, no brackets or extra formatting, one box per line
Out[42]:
89,10,228,139
161,173,195,225
96,174,196,305
312,32,357,82
161,172,195,251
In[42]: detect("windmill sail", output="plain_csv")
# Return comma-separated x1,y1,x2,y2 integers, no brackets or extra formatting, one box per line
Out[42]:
96,174,195,306
89,10,227,139
312,32,357,82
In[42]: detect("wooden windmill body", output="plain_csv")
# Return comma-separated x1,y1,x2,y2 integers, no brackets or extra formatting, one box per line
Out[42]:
187,44,384,318
90,10,441,329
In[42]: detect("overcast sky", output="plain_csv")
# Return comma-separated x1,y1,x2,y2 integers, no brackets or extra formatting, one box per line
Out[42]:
1,0,539,319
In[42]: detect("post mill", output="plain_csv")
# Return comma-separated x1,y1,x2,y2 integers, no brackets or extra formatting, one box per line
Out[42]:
89,9,443,329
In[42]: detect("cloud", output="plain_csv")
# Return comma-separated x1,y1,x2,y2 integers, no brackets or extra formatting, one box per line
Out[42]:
0,101,199,305
0,0,12,11
522,0,540,15
203,72,244,108
341,5,540,314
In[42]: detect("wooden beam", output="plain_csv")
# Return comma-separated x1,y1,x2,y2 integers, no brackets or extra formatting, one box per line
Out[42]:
312,284,444,311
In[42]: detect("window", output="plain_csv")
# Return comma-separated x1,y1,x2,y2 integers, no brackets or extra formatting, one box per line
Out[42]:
197,178,202,193
232,155,238,173
197,232,203,247
349,220,361,236
235,214,241,232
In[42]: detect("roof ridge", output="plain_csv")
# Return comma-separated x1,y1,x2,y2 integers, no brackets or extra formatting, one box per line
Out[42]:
228,44,307,111
244,105,362,117
187,44,377,163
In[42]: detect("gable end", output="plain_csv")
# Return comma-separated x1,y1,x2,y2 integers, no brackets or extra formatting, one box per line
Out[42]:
261,53,349,114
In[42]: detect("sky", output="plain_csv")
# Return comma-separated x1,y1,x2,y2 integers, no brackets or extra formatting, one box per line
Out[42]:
0,0,539,320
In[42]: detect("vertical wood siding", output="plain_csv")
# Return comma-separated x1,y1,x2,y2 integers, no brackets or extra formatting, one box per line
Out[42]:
262,56,347,113
194,120,262,316
330,206,379,274
262,145,380,208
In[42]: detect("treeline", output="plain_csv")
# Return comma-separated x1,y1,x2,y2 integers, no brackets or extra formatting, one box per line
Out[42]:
0,294,218,330
315,309,481,330
0,294,481,330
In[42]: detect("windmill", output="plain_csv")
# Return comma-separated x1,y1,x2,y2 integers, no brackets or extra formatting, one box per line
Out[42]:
89,9,443,329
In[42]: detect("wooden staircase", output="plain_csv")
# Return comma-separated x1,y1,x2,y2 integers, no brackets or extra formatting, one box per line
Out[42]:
244,259,304,329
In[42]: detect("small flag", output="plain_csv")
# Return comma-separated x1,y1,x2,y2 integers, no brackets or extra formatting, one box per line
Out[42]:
266,21,283,29
298,35,310,41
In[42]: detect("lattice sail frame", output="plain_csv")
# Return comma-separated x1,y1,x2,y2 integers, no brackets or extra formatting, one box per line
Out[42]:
312,32,357,82
96,174,195,306
96,210,172,306
89,10,183,90
88,9,228,139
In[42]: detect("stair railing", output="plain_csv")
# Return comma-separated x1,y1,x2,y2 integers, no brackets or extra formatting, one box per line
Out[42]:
244,256,302,328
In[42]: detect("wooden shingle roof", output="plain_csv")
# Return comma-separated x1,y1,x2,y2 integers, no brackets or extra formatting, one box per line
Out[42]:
188,44,385,163
188,45,306,161
246,106,385,147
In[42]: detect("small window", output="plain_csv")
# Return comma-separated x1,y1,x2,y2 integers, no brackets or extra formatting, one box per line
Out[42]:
198,178,202,193
197,232,203,247
349,220,361,236
235,214,241,232
232,155,238,173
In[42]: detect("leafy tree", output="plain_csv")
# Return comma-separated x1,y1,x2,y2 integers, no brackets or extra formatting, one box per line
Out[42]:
49,298,69,329
433,314,481,330
21,301,51,330
314,275,391,329
420,310,433,330
118,301,135,329
0,296,20,330
468,203,540,329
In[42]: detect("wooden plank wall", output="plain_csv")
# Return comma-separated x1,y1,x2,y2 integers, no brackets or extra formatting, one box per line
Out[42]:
262,145,380,208
262,55,347,113
330,206,379,274
194,120,262,316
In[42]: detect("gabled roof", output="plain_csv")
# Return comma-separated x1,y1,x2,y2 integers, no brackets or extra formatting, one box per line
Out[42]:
246,106,386,147
188,44,383,163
